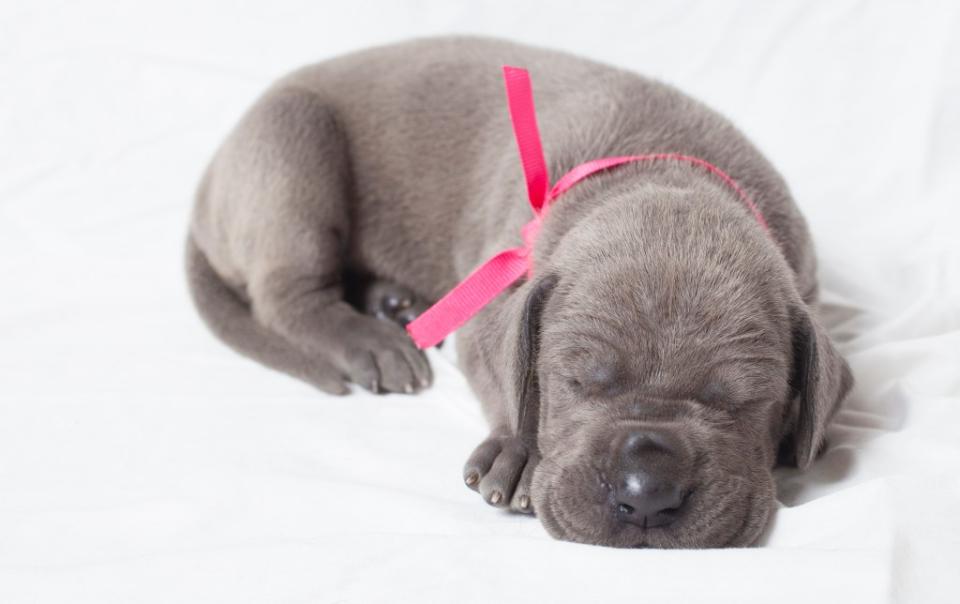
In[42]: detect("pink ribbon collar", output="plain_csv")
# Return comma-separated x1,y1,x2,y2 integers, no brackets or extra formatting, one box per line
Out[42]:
405,66,769,349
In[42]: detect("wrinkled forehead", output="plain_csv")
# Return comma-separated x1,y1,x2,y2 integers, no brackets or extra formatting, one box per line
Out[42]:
539,265,788,398
553,255,781,332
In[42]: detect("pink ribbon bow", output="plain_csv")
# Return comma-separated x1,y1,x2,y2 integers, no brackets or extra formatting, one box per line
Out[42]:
405,66,769,349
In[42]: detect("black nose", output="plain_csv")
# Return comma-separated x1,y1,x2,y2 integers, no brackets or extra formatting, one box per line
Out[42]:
614,470,685,528
611,430,688,528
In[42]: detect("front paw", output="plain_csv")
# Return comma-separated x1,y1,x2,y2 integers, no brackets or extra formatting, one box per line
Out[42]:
463,433,538,514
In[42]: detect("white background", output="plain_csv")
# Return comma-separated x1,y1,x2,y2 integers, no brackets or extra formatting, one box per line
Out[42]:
2,1,959,602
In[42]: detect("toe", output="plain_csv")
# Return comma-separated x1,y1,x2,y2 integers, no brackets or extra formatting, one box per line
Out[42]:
463,437,503,491
376,348,415,393
345,348,380,393
396,308,418,327
401,346,432,390
509,455,538,514
478,441,527,508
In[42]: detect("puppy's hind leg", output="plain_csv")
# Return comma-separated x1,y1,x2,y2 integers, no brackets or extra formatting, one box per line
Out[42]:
186,235,349,394
209,86,430,394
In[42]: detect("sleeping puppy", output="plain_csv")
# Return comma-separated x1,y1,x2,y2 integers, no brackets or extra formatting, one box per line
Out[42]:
186,36,852,548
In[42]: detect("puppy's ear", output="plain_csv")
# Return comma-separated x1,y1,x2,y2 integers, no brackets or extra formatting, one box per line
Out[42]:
780,303,853,470
514,274,559,444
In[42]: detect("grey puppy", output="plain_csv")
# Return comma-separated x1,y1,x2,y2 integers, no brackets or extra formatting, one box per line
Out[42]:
186,37,852,548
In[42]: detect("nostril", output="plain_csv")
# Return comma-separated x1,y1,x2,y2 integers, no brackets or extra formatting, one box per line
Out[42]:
612,470,687,528
662,492,686,513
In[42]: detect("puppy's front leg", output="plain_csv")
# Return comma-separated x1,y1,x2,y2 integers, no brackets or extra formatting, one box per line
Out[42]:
463,428,538,514
456,276,558,514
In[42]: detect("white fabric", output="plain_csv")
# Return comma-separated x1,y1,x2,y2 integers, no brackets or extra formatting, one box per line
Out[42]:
2,1,959,602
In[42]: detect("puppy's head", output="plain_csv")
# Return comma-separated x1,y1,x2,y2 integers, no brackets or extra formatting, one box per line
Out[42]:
509,190,851,548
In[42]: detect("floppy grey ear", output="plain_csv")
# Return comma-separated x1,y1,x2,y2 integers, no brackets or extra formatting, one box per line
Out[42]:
513,274,559,445
780,303,854,470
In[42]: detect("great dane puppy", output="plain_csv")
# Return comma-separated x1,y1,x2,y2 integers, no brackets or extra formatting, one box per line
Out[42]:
186,36,852,548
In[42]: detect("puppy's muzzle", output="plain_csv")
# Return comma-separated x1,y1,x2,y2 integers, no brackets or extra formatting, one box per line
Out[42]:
606,429,691,529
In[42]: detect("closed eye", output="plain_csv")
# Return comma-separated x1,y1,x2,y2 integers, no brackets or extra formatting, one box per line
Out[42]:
701,358,786,407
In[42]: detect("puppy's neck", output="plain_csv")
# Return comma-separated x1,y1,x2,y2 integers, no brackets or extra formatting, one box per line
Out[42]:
531,160,769,268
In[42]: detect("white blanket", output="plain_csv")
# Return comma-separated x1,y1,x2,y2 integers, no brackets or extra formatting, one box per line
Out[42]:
2,1,958,602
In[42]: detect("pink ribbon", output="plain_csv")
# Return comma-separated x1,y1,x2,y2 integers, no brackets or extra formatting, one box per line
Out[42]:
405,66,769,349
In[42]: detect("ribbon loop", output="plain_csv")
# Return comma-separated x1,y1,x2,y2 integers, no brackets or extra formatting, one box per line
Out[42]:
502,66,550,213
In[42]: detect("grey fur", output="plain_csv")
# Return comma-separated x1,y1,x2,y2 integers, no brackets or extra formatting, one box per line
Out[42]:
186,36,852,548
